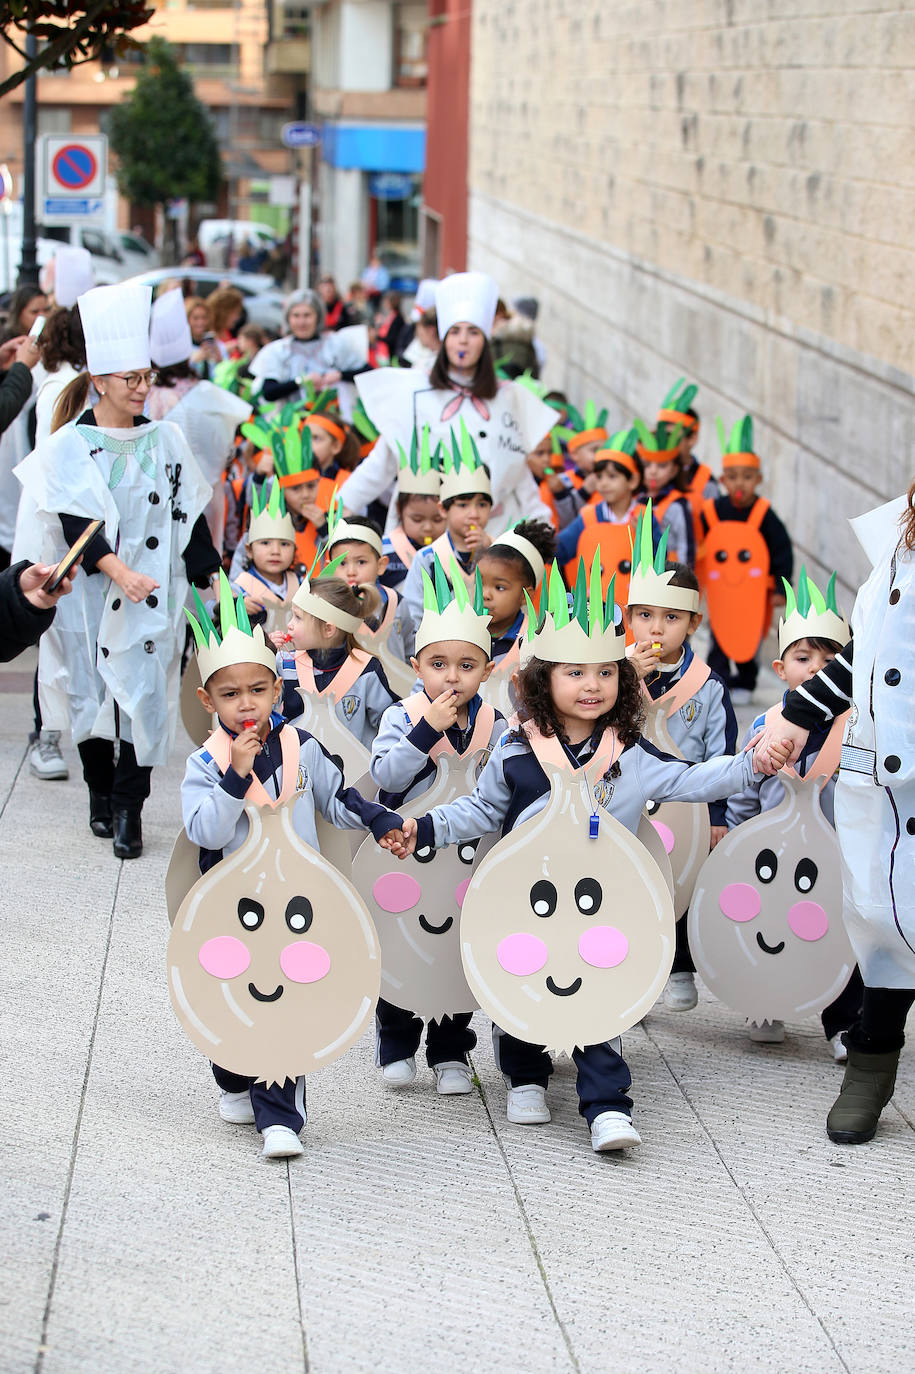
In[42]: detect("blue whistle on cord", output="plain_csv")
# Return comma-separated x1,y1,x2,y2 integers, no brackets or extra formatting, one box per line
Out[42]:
589,813,600,839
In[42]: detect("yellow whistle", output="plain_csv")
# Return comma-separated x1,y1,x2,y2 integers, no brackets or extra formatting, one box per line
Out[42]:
652,642,661,652
423,536,432,545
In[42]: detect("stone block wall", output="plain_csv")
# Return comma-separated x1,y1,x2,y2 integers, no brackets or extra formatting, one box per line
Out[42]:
467,0,915,601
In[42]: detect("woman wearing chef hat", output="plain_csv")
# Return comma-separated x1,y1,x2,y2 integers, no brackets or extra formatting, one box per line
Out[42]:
757,483,915,1145
15,282,219,859
341,271,555,535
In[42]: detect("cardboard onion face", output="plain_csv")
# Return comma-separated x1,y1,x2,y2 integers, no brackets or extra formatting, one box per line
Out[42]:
167,801,381,1084
293,683,371,784
703,517,770,663
352,752,493,1018
688,774,855,1023
642,704,711,915
460,760,675,1051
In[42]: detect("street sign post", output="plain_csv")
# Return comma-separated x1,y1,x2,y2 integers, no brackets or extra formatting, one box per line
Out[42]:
281,122,321,150
39,134,107,225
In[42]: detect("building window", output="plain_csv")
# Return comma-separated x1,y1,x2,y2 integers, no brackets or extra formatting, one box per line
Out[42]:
394,3,427,87
173,43,239,78
37,108,72,134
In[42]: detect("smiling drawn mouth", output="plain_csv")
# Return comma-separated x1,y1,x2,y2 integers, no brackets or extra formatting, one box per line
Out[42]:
546,976,582,997
248,982,284,1002
756,933,785,956
418,914,453,935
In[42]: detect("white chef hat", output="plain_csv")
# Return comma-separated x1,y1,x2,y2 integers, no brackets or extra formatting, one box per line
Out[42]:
149,287,192,367
79,282,152,375
51,247,95,309
410,277,439,322
434,272,499,340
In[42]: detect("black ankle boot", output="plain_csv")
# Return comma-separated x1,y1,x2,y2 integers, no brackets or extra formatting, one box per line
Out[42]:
89,791,113,838
112,807,143,859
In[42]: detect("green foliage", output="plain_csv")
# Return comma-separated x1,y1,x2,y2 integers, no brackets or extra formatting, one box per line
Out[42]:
107,37,222,208
0,0,153,98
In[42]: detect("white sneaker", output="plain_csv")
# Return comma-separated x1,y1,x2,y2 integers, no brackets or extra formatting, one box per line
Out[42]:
730,687,753,706
28,730,69,780
664,971,698,1011
261,1125,304,1159
590,1111,642,1151
748,1019,785,1043
381,1056,417,1088
218,1089,255,1124
830,1032,848,1063
433,1061,473,1095
506,1084,551,1124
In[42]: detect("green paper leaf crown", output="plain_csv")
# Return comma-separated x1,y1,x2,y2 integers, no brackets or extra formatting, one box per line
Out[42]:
630,499,670,577
716,414,755,456
396,423,442,476
633,415,683,454
441,416,485,475
241,410,315,478
184,570,253,652
421,551,487,618
351,398,379,445
602,426,639,457
250,479,288,522
524,552,619,642
660,376,698,413
781,566,841,621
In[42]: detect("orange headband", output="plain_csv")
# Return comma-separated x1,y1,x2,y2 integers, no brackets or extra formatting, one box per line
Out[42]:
568,427,608,453
594,449,639,478
657,408,698,432
306,413,346,444
277,468,319,487
636,441,679,464
722,452,760,470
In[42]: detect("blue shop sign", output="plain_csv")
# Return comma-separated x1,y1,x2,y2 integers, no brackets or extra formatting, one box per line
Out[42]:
368,172,415,201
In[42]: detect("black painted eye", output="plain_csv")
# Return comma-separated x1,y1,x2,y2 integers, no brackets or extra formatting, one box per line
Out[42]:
285,896,313,933
737,548,752,563
794,858,818,894
238,898,265,931
755,849,778,884
530,880,557,918
619,558,631,574
574,877,602,914
715,550,728,563
414,844,436,865
458,839,481,865
645,799,660,816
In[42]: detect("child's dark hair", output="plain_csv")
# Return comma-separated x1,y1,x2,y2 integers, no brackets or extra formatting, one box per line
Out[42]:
397,489,439,517
516,655,644,763
665,561,700,595
429,336,498,401
483,519,557,587
782,635,844,657
309,576,381,654
151,359,195,386
441,464,493,510
38,305,85,372
330,514,383,553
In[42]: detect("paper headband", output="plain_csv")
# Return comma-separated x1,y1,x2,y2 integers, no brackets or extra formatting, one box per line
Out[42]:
488,527,545,588
657,377,698,432
778,568,849,656
524,554,626,664
626,501,701,612
717,414,759,470
247,481,296,545
440,418,492,502
415,553,492,656
397,424,442,496
325,493,385,557
291,553,362,633
594,428,640,478
185,572,278,684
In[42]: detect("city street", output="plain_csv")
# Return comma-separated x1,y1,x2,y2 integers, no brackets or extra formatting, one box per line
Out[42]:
2,647,912,1374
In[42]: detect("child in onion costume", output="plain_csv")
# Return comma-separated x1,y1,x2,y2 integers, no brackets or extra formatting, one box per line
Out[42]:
625,503,738,1012
380,426,446,594
356,554,504,1094
172,573,405,1160
698,569,861,1051
230,481,300,634
405,558,789,1152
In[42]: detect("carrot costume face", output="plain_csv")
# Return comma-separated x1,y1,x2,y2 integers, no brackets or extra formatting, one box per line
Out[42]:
702,415,771,662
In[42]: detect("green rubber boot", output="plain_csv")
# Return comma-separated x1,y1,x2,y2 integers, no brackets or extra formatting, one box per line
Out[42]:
826,1048,900,1144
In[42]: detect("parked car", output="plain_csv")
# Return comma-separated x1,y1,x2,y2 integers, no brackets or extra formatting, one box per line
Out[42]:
197,219,279,269
124,267,285,334
0,223,131,292
376,243,420,295
116,230,160,274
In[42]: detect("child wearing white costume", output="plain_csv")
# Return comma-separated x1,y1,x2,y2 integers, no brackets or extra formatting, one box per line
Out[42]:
341,272,555,534
404,561,790,1151
15,282,220,859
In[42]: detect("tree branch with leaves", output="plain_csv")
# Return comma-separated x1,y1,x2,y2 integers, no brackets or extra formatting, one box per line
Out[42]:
0,0,154,98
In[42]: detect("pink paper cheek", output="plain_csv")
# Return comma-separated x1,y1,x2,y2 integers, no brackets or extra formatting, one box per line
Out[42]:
719,883,761,923
497,932,548,977
455,878,471,909
651,819,675,855
198,936,251,980
578,925,629,968
787,901,829,942
373,872,421,913
280,941,331,983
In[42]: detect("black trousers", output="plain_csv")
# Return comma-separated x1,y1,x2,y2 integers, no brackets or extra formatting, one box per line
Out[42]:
32,667,41,738
820,965,864,1041
375,997,477,1067
845,986,915,1055
671,914,695,974
77,738,152,809
707,634,759,692
211,1063,306,1133
492,1026,633,1126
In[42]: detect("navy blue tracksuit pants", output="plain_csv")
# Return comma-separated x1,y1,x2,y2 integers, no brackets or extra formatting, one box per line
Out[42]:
375,997,477,1067
493,1027,633,1125
211,1063,306,1133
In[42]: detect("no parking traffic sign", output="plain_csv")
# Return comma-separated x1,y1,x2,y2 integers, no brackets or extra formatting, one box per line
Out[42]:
39,134,107,224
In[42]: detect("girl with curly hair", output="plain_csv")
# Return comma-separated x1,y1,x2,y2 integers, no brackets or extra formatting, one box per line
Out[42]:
405,561,784,1151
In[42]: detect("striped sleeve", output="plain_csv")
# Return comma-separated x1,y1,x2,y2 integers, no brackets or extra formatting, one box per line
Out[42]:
782,638,854,728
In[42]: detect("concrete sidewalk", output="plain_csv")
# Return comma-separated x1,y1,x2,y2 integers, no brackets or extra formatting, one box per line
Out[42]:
1,651,912,1374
